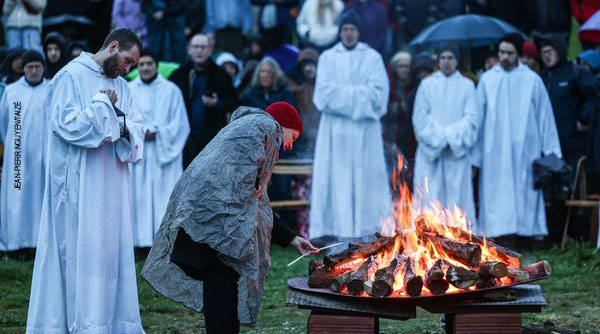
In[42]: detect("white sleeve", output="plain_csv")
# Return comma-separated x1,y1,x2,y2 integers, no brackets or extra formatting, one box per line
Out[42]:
50,72,122,148
313,51,389,121
155,86,190,165
444,80,481,159
535,78,562,158
115,86,145,163
412,81,448,160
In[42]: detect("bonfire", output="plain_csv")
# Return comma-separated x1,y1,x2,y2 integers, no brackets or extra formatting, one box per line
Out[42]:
307,156,551,298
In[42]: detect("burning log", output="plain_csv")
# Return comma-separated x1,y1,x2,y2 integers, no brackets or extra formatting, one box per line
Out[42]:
308,267,338,288
322,236,396,269
309,260,324,275
371,257,401,297
363,280,375,297
415,216,521,265
445,265,478,289
329,272,351,293
425,260,449,295
507,268,530,283
422,232,482,268
476,276,497,289
347,256,374,296
478,261,508,279
401,254,424,297
522,260,552,279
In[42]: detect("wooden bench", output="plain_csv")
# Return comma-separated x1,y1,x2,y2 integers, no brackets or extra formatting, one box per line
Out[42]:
270,159,313,210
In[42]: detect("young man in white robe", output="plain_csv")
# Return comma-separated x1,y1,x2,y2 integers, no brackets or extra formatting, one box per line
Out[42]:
26,29,146,334
0,50,49,252
129,50,190,248
476,33,562,248
413,44,480,225
310,10,391,240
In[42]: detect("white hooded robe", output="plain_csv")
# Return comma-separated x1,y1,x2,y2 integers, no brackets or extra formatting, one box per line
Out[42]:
26,53,146,334
128,75,189,247
310,42,391,239
476,63,561,238
0,77,50,251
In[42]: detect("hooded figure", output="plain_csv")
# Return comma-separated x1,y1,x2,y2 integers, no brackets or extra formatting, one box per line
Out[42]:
142,104,316,333
43,32,68,79
215,52,243,87
536,34,599,156
0,48,24,84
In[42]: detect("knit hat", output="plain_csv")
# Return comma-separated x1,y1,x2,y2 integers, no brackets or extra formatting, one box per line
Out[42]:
338,10,362,34
21,50,45,68
437,43,461,63
522,40,539,59
265,102,303,134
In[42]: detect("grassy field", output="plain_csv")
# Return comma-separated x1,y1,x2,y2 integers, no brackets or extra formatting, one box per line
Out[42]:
1,241,600,334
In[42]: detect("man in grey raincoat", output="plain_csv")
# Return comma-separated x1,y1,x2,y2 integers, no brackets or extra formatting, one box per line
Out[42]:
142,102,317,334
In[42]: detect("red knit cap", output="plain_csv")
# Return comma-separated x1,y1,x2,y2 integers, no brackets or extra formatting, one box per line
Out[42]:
523,40,539,59
265,102,303,134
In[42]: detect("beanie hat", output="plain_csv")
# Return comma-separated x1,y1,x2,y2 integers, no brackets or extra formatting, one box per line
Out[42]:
21,50,45,68
265,102,303,134
522,40,539,59
437,43,461,63
338,10,362,35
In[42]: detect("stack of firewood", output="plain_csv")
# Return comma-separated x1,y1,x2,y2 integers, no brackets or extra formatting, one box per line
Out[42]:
308,218,551,297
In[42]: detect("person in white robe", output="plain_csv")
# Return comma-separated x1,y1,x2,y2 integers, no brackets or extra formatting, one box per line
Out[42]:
310,10,391,240
26,29,146,334
0,50,50,251
129,50,190,248
476,34,561,241
412,44,480,225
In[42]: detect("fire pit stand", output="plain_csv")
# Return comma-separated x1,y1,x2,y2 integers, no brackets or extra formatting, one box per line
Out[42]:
287,278,547,334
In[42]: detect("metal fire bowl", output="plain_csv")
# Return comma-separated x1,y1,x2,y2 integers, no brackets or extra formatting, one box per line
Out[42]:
288,275,548,304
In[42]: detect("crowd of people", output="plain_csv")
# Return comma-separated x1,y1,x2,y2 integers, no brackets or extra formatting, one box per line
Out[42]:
1,1,600,333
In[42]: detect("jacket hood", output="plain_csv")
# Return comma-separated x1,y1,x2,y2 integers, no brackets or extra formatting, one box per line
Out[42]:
72,52,103,75
535,34,568,65
43,32,67,52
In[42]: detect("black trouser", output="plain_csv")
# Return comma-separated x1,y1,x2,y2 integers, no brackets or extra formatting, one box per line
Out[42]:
171,229,240,334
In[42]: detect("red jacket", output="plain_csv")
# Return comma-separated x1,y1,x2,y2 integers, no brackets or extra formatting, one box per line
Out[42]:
571,0,600,23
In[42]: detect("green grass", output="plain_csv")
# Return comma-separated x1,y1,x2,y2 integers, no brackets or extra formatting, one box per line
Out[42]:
1,241,600,334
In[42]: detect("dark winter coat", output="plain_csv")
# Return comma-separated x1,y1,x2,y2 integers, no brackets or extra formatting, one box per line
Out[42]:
389,0,447,41
168,59,240,143
530,0,571,36
241,81,296,110
538,34,599,153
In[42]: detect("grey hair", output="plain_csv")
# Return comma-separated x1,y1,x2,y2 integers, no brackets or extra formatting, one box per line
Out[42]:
251,56,284,90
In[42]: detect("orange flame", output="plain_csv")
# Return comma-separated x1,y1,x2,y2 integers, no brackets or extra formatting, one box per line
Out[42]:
338,154,523,297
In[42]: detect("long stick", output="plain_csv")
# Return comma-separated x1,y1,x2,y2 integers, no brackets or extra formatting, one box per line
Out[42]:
287,242,343,267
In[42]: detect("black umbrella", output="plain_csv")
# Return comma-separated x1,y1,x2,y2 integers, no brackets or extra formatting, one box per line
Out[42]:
409,14,526,48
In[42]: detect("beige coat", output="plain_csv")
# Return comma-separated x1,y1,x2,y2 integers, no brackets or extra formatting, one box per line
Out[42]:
3,0,46,30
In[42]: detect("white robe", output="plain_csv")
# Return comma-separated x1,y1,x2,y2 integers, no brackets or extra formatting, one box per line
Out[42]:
476,63,561,238
0,78,50,251
412,71,480,225
128,75,189,247
26,53,145,334
310,42,391,239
